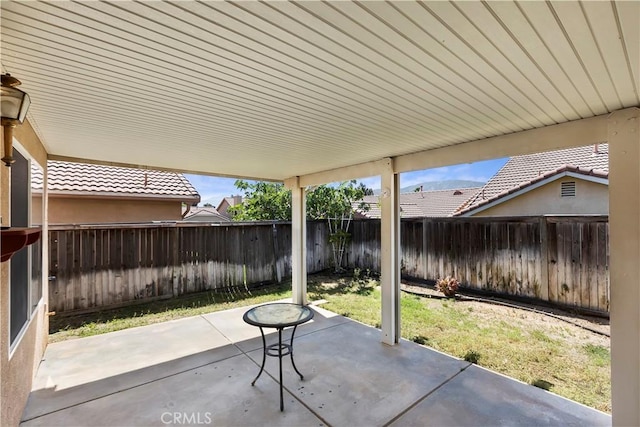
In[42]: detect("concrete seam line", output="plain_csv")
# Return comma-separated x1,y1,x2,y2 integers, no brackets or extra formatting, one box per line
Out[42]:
382,363,473,427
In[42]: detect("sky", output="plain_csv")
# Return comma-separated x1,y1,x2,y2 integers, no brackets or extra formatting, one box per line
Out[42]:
185,157,509,207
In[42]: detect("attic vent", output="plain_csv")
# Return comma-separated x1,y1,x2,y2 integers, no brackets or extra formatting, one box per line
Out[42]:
561,181,576,197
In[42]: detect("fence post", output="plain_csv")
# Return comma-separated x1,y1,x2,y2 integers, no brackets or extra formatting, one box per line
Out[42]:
171,227,179,297
272,224,282,283
539,217,550,302
422,218,428,281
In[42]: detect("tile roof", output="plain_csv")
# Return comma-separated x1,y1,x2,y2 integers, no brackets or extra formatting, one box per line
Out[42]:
182,207,230,222
457,144,609,215
354,187,480,219
34,161,200,203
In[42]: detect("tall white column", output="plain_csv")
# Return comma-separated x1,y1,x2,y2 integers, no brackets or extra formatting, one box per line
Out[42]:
287,177,307,305
609,107,640,426
380,158,400,345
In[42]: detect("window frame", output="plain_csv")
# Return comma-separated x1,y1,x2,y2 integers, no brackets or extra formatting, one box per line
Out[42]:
8,141,44,356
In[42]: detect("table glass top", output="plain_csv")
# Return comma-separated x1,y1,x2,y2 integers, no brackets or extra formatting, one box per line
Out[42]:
244,303,313,327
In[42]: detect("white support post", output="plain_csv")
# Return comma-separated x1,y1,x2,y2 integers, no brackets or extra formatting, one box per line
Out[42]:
380,158,400,345
287,177,307,305
609,107,640,426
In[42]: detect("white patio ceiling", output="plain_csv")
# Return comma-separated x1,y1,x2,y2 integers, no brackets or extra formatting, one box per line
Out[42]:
1,0,638,181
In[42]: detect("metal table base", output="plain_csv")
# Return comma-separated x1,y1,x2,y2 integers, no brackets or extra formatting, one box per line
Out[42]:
251,325,304,411
243,303,314,411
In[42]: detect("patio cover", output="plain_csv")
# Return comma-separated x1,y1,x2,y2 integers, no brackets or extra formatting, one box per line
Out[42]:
0,1,636,179
1,1,639,424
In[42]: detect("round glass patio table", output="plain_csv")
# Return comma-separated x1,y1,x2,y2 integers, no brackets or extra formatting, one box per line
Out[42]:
243,303,314,411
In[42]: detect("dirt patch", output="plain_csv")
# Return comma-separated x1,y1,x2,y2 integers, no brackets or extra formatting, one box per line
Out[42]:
401,282,610,350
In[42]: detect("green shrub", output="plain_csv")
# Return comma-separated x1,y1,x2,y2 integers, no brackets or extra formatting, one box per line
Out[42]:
463,350,481,364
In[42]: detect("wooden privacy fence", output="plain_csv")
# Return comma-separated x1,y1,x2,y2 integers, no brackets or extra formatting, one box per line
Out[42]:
49,216,609,314
49,223,293,313
399,216,609,313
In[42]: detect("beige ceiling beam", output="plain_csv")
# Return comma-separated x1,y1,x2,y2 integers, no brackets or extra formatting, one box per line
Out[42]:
295,158,391,188
293,112,614,189
394,113,609,174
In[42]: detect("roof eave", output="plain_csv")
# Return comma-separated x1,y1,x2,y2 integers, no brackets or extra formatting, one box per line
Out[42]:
43,190,200,204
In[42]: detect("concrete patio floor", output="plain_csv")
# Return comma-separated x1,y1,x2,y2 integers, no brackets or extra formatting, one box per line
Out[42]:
22,301,611,427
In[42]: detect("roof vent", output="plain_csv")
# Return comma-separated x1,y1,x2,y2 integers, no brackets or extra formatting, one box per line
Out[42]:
453,190,463,195
561,181,576,197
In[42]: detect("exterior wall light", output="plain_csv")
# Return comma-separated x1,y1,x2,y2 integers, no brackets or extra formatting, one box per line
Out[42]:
1,73,31,166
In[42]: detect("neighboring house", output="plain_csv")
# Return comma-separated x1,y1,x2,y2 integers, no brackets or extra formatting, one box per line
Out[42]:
33,161,200,225
182,206,231,223
216,195,242,219
456,144,609,217
354,187,481,218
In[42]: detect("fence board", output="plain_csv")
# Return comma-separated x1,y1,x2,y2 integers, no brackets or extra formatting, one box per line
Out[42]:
597,223,609,311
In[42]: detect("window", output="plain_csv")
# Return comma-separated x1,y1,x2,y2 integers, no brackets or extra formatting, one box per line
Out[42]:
561,181,576,197
9,147,44,348
10,149,30,344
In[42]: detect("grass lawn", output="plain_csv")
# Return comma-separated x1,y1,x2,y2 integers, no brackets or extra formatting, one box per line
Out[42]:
49,273,610,413
49,283,293,342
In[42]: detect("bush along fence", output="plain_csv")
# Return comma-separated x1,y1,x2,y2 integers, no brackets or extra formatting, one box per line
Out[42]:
48,216,609,314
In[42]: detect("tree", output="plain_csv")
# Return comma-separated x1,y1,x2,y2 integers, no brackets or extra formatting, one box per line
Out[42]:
229,179,371,271
228,181,291,221
307,180,370,272
358,182,375,196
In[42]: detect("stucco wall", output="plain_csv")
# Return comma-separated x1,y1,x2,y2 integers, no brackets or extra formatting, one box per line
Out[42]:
472,179,608,217
1,120,48,426
47,197,182,225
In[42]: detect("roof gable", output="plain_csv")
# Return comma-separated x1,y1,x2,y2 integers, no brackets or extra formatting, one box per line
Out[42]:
458,144,608,215
455,167,608,216
183,207,230,222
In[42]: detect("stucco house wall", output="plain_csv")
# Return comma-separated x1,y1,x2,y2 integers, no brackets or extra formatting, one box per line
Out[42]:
30,161,200,226
472,179,608,217
43,197,182,225
1,120,49,426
